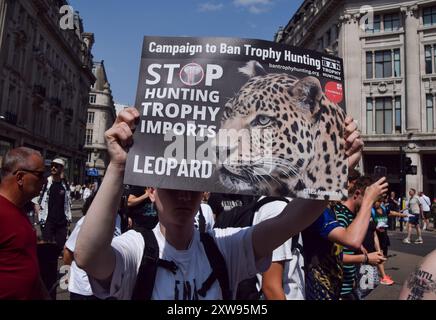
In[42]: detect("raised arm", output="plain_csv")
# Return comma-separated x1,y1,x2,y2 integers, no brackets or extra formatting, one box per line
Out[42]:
253,198,328,262
327,178,388,249
75,108,139,280
127,189,149,207
252,115,364,262
399,250,436,300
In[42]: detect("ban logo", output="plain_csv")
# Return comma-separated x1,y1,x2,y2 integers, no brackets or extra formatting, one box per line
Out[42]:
179,63,204,86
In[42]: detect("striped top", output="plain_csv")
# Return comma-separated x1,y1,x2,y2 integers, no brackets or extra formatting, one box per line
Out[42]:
334,203,356,296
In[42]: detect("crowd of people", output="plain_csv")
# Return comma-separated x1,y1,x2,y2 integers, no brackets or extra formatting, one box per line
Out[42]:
0,107,435,301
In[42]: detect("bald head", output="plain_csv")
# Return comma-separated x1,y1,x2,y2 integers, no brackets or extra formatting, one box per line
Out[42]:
1,147,43,180
0,147,45,207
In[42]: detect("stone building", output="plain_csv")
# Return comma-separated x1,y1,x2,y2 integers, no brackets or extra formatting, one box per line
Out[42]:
85,60,116,179
0,0,95,183
276,0,436,198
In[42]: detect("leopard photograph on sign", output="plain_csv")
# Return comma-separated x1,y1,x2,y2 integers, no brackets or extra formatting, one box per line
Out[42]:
125,36,348,200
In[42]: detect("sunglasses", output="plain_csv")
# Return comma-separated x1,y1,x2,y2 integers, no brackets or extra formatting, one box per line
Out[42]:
13,169,46,179
51,163,63,169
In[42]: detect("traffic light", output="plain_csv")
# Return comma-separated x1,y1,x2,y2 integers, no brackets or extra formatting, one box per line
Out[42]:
404,156,417,175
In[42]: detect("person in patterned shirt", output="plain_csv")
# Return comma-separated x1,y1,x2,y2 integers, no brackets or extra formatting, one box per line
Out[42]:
302,175,387,300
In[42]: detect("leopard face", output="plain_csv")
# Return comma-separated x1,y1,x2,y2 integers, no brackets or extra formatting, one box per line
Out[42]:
215,61,348,200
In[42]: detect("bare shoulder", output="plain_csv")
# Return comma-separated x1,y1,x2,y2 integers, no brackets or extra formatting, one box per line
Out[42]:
399,250,436,300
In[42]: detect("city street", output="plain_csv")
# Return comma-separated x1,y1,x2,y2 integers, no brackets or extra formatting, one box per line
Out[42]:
55,200,84,301
366,228,436,300
55,202,436,300
2,0,436,305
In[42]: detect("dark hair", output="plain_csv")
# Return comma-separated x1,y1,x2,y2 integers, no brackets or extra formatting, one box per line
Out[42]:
348,175,372,197
0,147,42,179
347,168,361,182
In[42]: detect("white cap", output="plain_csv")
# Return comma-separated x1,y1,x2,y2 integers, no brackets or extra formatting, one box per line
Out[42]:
52,158,65,167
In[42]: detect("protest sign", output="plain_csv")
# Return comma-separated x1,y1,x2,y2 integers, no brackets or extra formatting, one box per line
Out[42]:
125,36,348,200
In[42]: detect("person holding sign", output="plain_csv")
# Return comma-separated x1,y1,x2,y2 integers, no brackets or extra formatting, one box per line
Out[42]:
74,108,363,300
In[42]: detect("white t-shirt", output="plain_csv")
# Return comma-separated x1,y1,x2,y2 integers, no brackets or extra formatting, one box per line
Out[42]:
83,188,92,201
252,198,305,300
89,224,271,300
65,215,121,296
194,203,215,232
419,195,431,212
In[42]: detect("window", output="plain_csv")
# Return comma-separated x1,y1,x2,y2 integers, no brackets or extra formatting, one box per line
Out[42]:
326,29,331,46
425,45,432,73
375,50,392,78
50,114,57,141
375,97,393,134
424,44,436,74
383,13,400,31
423,6,436,26
366,49,400,79
366,14,381,33
395,97,401,132
89,94,96,104
367,96,402,134
427,94,434,132
366,52,373,79
366,13,401,33
87,112,94,124
85,129,93,145
394,49,401,77
317,38,323,51
7,85,16,112
366,98,373,134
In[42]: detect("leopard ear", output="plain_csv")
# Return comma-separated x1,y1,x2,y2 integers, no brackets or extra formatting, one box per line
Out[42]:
238,60,267,78
289,76,322,112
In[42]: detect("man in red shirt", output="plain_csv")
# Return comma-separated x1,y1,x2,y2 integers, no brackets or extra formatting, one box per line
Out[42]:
0,147,49,299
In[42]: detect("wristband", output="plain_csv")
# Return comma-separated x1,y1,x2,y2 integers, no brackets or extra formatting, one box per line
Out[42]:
363,253,368,264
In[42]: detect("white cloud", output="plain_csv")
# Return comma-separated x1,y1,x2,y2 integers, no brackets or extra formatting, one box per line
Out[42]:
233,0,273,14
198,2,224,12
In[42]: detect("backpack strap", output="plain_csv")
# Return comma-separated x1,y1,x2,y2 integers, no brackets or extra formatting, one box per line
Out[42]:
198,232,232,300
132,228,178,300
38,182,48,206
291,234,303,254
253,196,289,211
253,196,290,220
256,196,303,253
198,205,206,233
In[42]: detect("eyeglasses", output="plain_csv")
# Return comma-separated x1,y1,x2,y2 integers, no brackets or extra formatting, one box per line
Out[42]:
13,169,46,179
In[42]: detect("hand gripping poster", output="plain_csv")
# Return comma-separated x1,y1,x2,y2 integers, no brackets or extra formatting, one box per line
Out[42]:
125,36,348,200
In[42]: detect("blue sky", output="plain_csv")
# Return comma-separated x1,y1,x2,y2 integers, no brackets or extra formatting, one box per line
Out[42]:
69,0,303,105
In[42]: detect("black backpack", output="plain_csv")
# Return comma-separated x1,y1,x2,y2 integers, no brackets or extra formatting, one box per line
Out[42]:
215,197,303,300
131,207,232,300
214,196,287,228
214,196,301,300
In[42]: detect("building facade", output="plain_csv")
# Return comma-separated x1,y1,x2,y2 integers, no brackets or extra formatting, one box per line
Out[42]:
114,103,130,116
277,0,436,199
0,0,95,183
85,60,116,180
